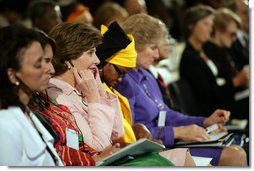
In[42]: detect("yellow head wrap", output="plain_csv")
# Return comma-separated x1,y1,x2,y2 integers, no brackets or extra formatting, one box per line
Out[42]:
100,25,137,68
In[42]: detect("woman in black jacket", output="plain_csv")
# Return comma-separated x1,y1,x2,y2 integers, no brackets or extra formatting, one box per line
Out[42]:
180,5,243,118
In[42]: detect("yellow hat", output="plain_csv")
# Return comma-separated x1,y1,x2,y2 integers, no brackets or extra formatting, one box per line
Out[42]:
98,23,137,68
106,34,136,68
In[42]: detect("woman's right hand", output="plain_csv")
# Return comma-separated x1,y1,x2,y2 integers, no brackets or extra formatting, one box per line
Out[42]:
233,65,249,88
92,143,121,162
73,68,100,103
173,124,210,142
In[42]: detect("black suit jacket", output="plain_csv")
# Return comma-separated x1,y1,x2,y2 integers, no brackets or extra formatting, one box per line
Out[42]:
229,37,249,71
179,42,235,116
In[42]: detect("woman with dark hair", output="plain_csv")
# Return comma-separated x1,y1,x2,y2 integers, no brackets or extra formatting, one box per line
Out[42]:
0,25,63,166
180,5,247,118
29,0,62,34
47,22,124,152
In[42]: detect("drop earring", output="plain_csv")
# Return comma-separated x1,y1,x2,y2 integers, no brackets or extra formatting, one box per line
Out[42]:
15,81,20,86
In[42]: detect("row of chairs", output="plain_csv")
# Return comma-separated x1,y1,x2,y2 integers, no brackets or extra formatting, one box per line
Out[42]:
168,79,198,115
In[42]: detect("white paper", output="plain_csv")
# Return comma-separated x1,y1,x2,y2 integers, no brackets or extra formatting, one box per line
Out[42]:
205,124,218,134
225,119,248,130
234,88,249,101
208,132,228,141
192,156,213,166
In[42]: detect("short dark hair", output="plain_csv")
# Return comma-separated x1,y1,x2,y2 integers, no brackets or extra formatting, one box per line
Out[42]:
0,25,41,110
29,0,58,23
182,5,215,40
0,0,28,14
48,22,102,76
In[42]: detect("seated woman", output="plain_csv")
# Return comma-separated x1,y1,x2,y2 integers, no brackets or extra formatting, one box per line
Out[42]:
93,2,129,29
0,25,62,166
203,8,249,119
29,0,62,34
96,21,195,166
114,13,247,166
46,22,124,152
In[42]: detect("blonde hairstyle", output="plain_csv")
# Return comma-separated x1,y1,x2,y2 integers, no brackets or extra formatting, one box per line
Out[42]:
214,8,241,32
121,13,167,52
93,2,129,29
157,18,169,47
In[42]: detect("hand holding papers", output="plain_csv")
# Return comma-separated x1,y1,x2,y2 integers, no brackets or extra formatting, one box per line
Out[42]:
174,124,234,147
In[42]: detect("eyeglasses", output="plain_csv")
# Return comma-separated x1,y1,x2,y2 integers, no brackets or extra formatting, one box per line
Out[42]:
227,31,236,38
113,64,125,78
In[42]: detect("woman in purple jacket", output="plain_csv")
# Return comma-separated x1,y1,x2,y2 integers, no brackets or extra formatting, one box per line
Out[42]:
114,13,247,166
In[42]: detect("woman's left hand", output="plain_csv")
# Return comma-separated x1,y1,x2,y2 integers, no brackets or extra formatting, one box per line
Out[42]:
203,109,230,127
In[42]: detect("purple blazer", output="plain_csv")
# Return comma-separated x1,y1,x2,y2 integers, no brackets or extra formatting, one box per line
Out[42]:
115,67,222,165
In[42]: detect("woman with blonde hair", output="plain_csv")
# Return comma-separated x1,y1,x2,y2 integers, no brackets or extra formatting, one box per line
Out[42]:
203,8,249,119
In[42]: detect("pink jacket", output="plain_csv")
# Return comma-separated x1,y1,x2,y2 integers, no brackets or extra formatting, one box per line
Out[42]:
47,78,124,151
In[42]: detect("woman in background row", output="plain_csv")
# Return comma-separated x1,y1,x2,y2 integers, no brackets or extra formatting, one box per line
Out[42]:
203,8,249,119
0,25,62,166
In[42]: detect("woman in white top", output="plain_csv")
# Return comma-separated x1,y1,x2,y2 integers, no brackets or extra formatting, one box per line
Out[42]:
0,25,63,166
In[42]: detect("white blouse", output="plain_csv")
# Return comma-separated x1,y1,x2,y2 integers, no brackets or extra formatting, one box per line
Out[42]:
0,107,63,166
206,59,226,86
